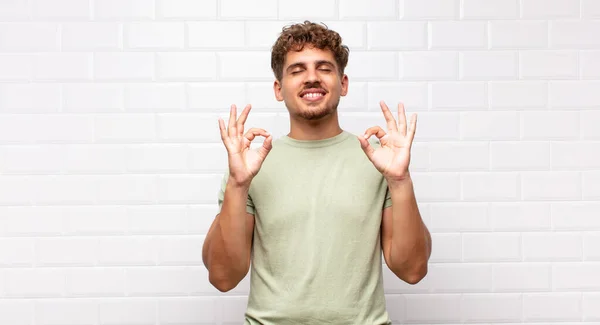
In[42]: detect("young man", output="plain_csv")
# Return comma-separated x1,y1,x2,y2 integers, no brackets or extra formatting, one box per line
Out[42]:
202,21,432,324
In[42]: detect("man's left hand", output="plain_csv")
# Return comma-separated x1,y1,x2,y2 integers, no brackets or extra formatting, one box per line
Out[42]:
357,101,417,183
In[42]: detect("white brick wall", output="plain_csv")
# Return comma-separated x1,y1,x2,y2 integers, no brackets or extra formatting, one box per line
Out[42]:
0,0,599,324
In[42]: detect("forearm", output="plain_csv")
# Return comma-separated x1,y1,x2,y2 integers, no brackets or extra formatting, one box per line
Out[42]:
388,176,431,279
203,178,252,289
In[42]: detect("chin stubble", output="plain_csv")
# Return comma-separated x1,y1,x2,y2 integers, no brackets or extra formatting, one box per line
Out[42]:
297,101,339,121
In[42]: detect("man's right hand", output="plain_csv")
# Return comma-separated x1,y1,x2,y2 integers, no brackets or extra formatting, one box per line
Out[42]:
219,104,273,187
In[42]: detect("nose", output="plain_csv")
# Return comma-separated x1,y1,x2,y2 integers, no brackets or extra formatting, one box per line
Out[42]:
304,66,320,84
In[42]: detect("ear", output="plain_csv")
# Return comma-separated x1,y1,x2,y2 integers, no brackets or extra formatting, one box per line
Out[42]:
274,79,284,101
340,74,349,97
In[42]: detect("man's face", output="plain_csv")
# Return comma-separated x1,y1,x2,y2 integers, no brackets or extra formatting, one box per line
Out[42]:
274,46,348,121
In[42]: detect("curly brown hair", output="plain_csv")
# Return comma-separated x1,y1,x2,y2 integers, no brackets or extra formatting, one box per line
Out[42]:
270,21,349,81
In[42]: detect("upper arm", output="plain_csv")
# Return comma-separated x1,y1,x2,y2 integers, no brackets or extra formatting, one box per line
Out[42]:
380,206,393,269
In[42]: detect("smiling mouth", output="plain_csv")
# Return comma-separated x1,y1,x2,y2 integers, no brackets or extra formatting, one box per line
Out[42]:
302,93,324,99
299,88,327,101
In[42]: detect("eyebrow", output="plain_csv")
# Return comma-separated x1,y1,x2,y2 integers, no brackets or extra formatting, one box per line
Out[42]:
285,60,336,72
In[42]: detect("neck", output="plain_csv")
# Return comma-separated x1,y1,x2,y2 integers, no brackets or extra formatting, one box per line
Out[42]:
287,110,343,140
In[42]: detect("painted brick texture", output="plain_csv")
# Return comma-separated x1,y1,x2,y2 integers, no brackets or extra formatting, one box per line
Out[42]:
0,0,599,324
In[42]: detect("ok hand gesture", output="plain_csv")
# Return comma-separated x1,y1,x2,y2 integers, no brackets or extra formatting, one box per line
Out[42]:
357,101,417,183
219,104,273,187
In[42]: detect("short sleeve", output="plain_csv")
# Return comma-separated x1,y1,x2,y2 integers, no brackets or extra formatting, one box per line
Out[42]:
217,170,256,215
383,185,392,209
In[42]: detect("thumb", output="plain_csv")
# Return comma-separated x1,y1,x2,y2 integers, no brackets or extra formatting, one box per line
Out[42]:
357,135,375,161
255,134,273,160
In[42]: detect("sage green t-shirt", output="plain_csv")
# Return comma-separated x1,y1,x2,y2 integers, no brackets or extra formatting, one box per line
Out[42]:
218,130,393,325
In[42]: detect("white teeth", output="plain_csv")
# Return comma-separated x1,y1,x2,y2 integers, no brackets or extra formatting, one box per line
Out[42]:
303,93,323,98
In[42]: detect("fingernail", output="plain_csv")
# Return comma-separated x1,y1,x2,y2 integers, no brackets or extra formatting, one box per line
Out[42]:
363,134,368,138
